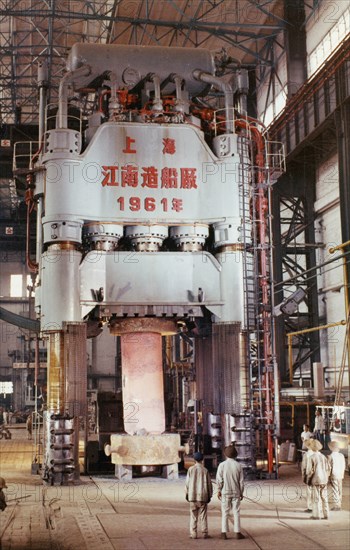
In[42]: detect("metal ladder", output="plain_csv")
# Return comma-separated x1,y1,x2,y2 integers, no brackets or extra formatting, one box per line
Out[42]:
238,134,276,467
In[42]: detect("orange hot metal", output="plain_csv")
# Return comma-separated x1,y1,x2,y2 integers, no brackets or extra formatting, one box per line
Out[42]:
120,332,165,435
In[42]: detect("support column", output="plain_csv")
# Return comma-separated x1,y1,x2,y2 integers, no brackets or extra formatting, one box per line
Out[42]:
47,332,65,414
336,104,350,305
43,323,87,485
284,0,307,97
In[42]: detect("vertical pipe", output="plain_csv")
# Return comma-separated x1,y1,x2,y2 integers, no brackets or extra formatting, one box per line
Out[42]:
194,399,199,451
149,74,163,112
91,336,98,386
34,336,39,388
192,70,235,133
330,242,350,392
38,87,46,149
268,181,280,440
254,130,274,474
175,365,179,417
35,197,43,275
236,69,249,114
288,334,293,386
57,66,91,129
34,336,39,456
38,60,48,149
342,255,350,384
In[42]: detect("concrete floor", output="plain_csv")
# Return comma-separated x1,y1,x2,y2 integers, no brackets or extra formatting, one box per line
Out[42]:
0,427,349,550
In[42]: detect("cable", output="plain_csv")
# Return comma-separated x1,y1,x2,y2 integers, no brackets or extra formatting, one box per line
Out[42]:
274,250,350,288
281,260,348,290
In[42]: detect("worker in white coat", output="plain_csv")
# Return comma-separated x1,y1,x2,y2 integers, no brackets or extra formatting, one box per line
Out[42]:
301,438,314,512
313,410,325,446
216,444,244,540
327,441,346,511
301,424,313,450
185,452,213,539
306,439,330,519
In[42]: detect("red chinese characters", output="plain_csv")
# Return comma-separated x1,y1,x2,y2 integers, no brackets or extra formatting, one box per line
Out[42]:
116,196,183,213
100,135,195,214
121,164,138,187
101,166,118,186
122,136,137,154
101,166,197,190
180,168,197,189
171,198,183,212
141,166,158,188
161,168,178,188
162,138,176,155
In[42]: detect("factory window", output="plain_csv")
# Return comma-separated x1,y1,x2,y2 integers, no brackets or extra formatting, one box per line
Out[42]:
263,91,286,127
10,274,22,297
308,7,350,76
0,381,13,395
9,274,35,297
263,104,274,127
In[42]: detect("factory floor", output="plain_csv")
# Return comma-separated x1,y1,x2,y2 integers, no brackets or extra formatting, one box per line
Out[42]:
0,427,349,550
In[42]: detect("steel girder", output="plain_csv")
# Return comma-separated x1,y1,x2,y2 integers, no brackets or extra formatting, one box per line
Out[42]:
0,1,285,124
272,166,321,384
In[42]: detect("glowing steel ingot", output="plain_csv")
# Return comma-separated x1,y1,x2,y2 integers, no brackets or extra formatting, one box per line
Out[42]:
110,318,177,435
121,332,164,433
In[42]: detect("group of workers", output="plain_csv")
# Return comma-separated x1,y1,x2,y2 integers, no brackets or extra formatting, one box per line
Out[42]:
185,418,347,539
301,436,346,519
0,415,346,537
301,411,336,451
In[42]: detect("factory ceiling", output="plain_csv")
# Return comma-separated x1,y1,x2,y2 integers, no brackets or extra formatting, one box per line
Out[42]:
0,0,285,124
0,0,286,252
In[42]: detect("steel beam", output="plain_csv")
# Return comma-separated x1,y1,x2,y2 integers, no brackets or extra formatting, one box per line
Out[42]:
272,165,321,383
335,102,350,303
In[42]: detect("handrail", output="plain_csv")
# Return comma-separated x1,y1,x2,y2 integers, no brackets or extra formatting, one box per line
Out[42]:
45,102,82,134
329,241,350,398
287,320,346,386
13,141,40,172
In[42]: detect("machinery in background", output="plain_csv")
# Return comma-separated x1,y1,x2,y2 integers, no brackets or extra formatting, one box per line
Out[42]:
13,43,284,483
85,390,123,474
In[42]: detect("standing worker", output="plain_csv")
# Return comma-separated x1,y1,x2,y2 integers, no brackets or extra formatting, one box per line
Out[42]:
301,424,313,450
306,439,330,520
327,441,346,511
185,451,213,539
301,439,314,512
0,477,7,511
313,410,325,446
216,444,245,540
26,414,32,440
